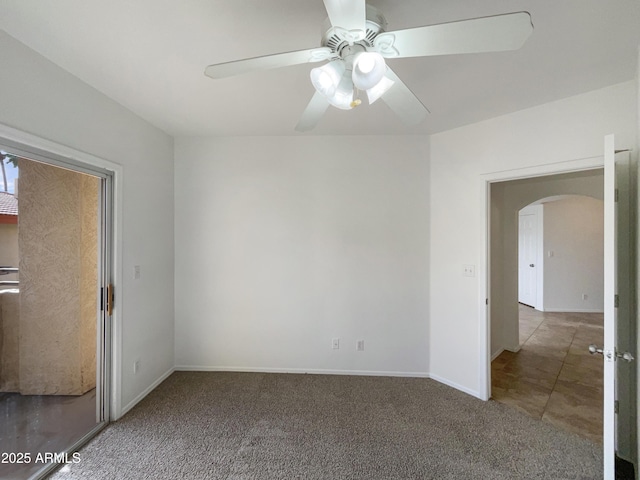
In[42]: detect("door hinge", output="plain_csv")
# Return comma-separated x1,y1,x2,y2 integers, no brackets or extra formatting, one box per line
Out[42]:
614,295,619,308
615,188,619,202
107,284,114,316
615,400,619,414
486,298,489,305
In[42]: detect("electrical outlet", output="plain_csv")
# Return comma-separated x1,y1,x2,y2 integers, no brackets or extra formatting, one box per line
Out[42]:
356,340,365,351
463,265,475,277
133,359,141,374
582,294,588,300
332,338,340,350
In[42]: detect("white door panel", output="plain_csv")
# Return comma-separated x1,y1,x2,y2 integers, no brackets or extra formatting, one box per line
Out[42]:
601,135,636,478
602,134,616,478
518,211,537,307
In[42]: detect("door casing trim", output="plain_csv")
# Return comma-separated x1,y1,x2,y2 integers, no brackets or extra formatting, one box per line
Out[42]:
478,154,605,401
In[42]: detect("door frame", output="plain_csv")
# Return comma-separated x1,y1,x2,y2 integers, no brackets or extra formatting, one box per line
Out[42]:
0,122,124,420
477,154,605,401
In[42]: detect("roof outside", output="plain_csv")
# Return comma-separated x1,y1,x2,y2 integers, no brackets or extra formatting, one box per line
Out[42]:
0,192,18,216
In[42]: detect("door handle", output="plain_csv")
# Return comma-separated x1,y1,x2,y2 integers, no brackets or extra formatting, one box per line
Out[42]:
529,264,535,267
589,344,634,362
588,344,603,355
618,352,634,362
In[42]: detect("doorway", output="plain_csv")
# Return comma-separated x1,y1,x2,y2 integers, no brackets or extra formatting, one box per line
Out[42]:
489,171,606,438
493,193,605,442
0,146,113,479
482,153,638,477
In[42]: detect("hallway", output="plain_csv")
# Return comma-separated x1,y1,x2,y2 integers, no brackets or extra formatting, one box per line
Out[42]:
491,305,603,443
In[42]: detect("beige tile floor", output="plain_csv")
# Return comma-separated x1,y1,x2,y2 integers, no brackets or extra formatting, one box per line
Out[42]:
491,304,603,443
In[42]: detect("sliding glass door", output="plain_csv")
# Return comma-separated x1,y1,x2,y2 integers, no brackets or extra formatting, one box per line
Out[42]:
0,145,112,479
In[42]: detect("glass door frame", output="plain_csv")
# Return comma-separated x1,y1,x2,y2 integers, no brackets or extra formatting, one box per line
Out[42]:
0,132,117,479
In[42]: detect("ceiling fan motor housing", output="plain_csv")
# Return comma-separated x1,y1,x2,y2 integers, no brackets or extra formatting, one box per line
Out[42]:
321,5,387,59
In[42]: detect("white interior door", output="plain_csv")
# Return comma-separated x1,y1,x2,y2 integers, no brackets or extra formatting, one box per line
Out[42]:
518,210,537,307
613,149,636,467
601,134,637,478
602,134,617,479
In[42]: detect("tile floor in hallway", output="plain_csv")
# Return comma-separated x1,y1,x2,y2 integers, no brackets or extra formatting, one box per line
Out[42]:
491,304,603,444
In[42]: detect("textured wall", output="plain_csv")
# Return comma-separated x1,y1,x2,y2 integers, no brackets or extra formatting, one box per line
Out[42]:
80,174,98,393
0,224,19,282
18,159,98,395
0,289,19,391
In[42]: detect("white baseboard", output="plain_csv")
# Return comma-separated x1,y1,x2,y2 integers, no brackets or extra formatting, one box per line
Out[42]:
428,372,481,400
542,308,604,313
491,348,505,361
118,367,175,419
174,366,483,403
174,365,429,378
505,345,521,353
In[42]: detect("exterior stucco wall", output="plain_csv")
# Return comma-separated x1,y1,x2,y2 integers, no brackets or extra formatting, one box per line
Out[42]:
17,159,98,395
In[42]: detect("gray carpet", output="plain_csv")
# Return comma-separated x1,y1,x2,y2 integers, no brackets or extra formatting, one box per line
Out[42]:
50,372,602,479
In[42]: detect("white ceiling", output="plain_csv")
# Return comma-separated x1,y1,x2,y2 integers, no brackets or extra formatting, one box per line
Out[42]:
0,0,638,137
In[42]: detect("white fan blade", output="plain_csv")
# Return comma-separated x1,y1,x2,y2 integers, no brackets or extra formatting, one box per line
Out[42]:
295,92,330,132
381,67,429,126
323,0,366,32
205,47,333,79
374,12,533,59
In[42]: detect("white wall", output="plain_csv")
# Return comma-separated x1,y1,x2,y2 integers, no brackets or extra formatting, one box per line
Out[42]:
430,81,637,396
0,31,175,417
543,196,604,312
174,136,430,376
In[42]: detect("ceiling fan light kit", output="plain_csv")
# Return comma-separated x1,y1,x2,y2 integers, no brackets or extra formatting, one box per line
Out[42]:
310,48,390,108
351,51,387,90
204,1,533,132
310,60,345,98
327,69,355,110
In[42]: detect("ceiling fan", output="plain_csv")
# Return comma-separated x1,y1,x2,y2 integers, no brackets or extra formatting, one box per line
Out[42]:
204,1,533,132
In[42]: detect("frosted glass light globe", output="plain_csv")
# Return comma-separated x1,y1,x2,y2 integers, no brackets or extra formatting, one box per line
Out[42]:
352,52,386,90
310,60,345,98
